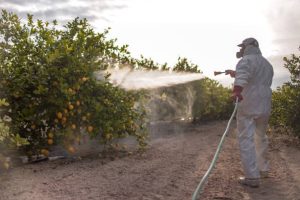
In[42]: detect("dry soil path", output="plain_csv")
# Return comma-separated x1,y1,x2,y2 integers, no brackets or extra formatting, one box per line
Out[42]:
0,121,300,200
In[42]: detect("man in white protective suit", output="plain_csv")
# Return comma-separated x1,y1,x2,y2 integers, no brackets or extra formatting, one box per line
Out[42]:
225,37,274,188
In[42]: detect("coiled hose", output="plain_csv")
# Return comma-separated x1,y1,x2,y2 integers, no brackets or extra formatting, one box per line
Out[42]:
192,99,239,200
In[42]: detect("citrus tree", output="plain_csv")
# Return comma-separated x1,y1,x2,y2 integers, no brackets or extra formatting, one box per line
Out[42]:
0,10,147,156
270,49,300,137
192,78,233,122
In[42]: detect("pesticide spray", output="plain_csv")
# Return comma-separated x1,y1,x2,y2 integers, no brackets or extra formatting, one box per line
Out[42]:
97,67,206,148
96,67,206,123
96,68,205,90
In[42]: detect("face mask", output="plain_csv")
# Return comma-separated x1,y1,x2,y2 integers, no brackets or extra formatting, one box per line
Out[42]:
236,47,245,59
236,51,243,58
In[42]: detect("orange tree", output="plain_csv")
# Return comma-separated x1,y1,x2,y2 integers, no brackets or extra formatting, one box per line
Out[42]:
191,78,233,122
270,50,300,137
0,10,146,156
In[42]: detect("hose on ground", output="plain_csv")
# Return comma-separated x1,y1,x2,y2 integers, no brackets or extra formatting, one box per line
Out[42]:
192,98,239,200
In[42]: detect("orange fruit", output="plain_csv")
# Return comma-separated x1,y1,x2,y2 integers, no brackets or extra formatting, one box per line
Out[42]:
67,146,75,154
68,104,74,110
87,126,93,133
61,117,67,124
3,162,10,169
47,139,54,145
82,116,87,121
105,133,112,140
31,124,36,130
76,101,80,106
64,109,68,114
56,112,63,119
71,124,76,130
41,149,49,157
82,77,88,82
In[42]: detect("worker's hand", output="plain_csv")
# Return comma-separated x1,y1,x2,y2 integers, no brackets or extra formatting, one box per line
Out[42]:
225,70,236,78
232,85,243,102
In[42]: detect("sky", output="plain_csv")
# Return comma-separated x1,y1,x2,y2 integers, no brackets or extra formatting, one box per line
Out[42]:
1,0,299,89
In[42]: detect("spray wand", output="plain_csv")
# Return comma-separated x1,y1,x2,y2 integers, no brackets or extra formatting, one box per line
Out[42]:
214,70,235,77
214,71,226,76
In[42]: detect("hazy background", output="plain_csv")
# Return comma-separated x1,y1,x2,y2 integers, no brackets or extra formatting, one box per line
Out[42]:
1,0,299,89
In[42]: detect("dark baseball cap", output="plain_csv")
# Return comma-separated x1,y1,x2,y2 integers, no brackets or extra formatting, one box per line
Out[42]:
237,38,259,47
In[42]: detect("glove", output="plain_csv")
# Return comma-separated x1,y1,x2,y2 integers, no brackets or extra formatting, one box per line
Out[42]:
232,85,243,102
225,70,236,78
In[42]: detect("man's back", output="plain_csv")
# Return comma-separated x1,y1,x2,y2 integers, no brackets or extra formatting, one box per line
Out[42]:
234,46,274,117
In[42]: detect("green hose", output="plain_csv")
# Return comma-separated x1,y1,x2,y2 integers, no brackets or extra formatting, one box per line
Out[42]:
192,99,239,200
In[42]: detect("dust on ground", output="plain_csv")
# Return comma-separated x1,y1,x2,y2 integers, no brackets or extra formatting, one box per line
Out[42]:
0,120,300,200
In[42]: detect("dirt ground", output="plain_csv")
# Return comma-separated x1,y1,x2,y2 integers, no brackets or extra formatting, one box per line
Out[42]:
0,120,300,200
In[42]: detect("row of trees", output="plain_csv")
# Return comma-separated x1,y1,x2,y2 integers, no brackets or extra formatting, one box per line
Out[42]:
2,9,297,168
0,10,231,164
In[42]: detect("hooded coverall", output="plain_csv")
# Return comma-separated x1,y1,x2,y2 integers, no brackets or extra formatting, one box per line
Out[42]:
234,45,274,179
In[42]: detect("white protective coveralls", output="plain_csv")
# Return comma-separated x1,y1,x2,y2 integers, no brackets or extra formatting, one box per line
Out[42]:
234,43,274,179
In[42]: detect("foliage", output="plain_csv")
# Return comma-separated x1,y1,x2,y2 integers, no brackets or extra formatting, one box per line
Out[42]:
133,55,163,71
270,49,300,137
192,78,234,122
0,10,147,155
0,98,29,148
173,57,201,73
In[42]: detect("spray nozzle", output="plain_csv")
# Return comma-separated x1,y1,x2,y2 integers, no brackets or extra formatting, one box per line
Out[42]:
214,71,226,76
